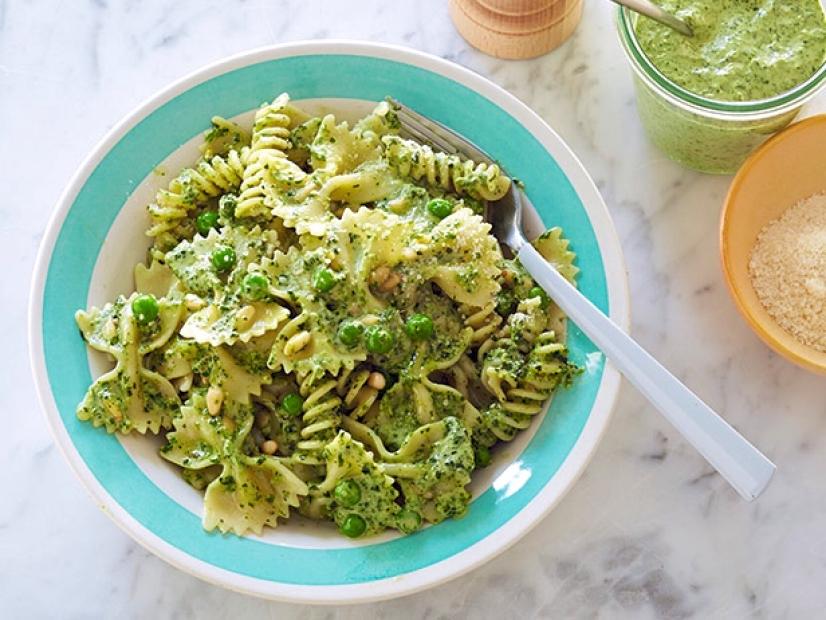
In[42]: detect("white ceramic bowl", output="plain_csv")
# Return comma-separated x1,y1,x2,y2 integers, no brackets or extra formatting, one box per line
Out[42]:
29,41,629,604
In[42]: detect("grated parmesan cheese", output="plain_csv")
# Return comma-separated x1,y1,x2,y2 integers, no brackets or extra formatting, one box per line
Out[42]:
749,193,826,352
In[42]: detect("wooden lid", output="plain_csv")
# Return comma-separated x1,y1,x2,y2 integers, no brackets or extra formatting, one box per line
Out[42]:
450,0,583,59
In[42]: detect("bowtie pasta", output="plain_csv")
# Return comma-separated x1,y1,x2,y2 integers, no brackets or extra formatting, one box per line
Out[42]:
75,95,581,538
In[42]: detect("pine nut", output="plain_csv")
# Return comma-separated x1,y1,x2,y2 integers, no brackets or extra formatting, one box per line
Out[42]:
284,330,311,356
379,272,401,292
206,386,224,416
371,265,390,286
361,314,380,326
367,372,386,390
184,294,205,311
260,440,278,455
175,373,193,392
235,304,256,329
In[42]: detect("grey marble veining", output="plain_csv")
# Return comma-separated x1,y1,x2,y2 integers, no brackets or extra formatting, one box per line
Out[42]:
3,0,826,617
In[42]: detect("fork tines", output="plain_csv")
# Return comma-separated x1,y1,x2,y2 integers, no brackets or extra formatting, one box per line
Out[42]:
389,98,495,166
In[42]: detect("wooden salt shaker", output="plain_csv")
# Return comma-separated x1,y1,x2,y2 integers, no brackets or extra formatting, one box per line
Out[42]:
449,0,584,59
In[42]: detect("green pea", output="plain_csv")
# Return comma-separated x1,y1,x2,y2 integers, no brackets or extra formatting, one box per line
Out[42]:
365,326,394,354
313,267,336,293
427,198,453,219
211,245,236,272
337,321,364,347
527,286,550,309
340,514,367,538
475,445,492,468
195,210,219,235
242,272,269,300
131,294,159,325
334,480,361,508
397,509,422,534
281,393,304,417
405,313,434,341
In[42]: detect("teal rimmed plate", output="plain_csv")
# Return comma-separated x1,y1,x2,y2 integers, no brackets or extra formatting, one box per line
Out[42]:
29,41,629,604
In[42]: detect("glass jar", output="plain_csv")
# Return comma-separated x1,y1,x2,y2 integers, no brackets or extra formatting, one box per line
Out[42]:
616,7,826,174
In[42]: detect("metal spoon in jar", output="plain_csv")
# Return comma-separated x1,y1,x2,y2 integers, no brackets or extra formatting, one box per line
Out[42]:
610,0,693,36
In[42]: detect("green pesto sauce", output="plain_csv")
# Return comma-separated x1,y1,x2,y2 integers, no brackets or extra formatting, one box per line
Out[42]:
636,0,826,101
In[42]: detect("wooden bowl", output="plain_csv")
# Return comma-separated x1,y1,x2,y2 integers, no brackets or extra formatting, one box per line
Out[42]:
720,114,826,375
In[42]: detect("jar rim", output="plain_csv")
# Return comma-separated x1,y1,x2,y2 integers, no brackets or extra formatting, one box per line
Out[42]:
616,7,826,118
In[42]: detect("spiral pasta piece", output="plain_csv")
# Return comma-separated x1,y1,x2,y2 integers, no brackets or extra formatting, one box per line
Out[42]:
293,372,342,464
463,301,503,365
337,366,380,420
477,331,574,444
147,149,246,240
382,135,510,201
479,349,516,402
236,94,304,219
463,301,503,346
447,355,476,401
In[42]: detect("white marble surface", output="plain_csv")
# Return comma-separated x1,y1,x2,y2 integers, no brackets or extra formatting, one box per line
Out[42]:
3,0,826,617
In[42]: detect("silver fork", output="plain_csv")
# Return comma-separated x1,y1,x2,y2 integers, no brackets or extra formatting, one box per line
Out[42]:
391,99,775,501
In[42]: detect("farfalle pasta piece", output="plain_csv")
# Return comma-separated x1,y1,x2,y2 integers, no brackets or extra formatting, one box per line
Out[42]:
364,367,478,450
308,106,390,179
267,311,365,378
204,453,308,535
165,225,278,299
337,206,415,273
161,391,308,535
306,431,404,535
270,102,402,236
181,300,289,347
149,337,271,404
359,297,476,449
421,208,502,307
166,225,289,346
261,240,381,377
385,416,474,524
75,294,182,434
346,416,474,525
340,206,503,308
134,260,180,298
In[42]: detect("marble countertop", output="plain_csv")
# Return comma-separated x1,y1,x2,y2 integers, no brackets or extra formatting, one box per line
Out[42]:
4,0,826,617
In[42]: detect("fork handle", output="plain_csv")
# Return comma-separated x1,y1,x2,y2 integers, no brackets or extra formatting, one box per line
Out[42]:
517,244,776,500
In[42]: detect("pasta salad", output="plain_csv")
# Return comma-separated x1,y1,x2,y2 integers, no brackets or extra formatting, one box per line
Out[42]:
74,94,581,538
